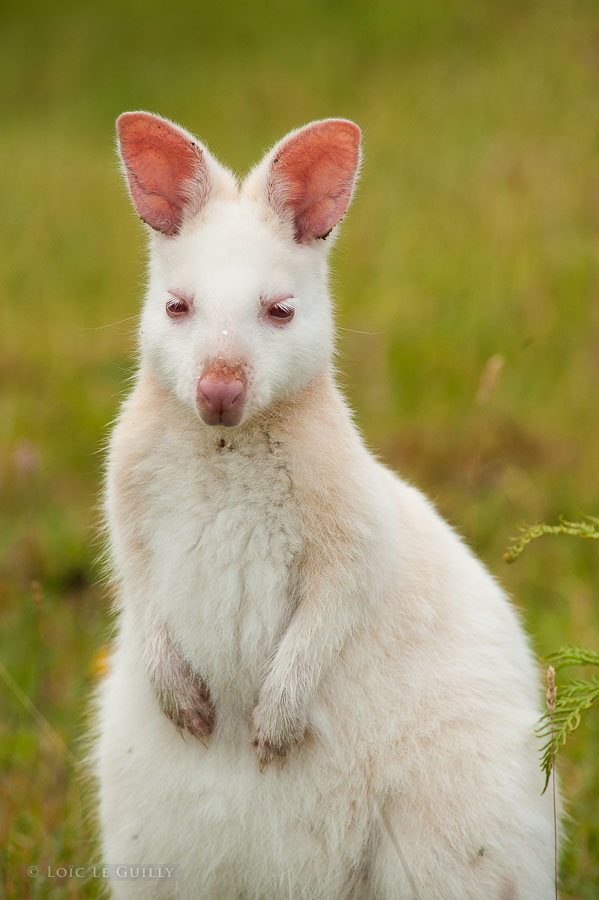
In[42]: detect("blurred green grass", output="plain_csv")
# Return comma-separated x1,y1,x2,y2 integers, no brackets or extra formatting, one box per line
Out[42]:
1,0,598,896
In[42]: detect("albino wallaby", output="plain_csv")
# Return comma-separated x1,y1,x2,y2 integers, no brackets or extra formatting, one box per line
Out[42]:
96,111,556,899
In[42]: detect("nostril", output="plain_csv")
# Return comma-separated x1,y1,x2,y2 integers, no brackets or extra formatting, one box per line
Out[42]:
199,382,216,410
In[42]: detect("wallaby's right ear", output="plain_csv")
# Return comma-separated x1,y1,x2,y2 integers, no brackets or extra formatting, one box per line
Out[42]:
116,112,211,236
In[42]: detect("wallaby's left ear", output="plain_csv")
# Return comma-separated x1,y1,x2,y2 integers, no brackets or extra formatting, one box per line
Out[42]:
259,119,362,244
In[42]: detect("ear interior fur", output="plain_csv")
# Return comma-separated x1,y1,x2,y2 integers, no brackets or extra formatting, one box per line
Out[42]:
117,112,210,236
265,119,361,243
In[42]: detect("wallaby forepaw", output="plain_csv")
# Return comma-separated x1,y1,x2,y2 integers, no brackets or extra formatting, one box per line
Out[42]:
175,697,214,740
159,677,215,741
249,705,304,770
148,624,215,742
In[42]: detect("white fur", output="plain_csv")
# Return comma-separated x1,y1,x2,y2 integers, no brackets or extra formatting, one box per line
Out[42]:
96,116,557,899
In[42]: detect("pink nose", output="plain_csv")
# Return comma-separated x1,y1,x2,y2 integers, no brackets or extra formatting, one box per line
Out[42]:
197,378,246,426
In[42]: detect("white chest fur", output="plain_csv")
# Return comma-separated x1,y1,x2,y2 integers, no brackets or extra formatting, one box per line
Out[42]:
108,411,303,718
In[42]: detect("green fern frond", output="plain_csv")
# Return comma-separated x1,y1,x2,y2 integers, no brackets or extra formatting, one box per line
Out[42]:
538,675,599,792
546,645,599,670
502,514,599,793
504,516,599,563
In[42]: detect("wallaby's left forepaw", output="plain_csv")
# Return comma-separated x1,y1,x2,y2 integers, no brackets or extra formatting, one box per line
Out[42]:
249,703,305,770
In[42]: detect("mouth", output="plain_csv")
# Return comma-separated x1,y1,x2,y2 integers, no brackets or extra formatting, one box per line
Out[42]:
197,405,245,427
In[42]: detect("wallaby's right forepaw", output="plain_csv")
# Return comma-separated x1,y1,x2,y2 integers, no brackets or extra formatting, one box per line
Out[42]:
168,678,215,740
148,624,215,741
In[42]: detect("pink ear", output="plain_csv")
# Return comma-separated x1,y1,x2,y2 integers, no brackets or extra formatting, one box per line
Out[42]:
116,112,209,236
267,119,361,243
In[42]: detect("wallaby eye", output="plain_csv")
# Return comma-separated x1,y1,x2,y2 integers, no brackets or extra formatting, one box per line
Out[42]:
267,300,295,323
166,295,191,318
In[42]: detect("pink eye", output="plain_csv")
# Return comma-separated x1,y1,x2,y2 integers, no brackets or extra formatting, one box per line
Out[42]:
166,295,190,318
267,300,295,323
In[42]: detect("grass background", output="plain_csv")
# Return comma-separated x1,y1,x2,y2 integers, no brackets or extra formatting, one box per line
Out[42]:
1,0,598,896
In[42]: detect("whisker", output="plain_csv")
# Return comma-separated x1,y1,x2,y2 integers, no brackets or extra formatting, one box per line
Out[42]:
85,315,139,331
337,327,384,335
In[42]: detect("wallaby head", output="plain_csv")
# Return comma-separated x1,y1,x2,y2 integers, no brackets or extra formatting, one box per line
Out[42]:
116,112,361,426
